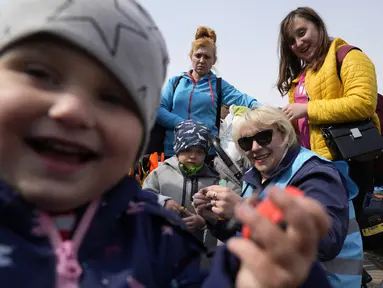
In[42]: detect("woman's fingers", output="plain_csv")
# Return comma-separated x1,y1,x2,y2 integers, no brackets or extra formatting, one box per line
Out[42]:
268,188,330,253
193,198,209,207
228,238,296,288
206,190,218,199
233,187,329,266
234,201,292,266
193,192,209,200
228,187,330,288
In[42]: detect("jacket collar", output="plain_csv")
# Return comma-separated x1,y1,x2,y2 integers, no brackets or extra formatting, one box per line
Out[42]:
183,70,215,82
0,176,140,242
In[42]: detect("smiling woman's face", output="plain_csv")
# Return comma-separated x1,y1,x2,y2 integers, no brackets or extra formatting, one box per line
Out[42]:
288,17,320,63
238,123,287,176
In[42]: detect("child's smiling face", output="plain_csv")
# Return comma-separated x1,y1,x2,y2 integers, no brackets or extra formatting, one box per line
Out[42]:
0,36,143,212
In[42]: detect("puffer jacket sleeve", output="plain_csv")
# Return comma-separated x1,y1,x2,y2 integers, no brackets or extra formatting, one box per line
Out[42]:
308,49,377,124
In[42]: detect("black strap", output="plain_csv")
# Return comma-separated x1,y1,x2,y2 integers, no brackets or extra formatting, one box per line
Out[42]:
215,77,222,132
170,76,182,113
210,136,242,182
181,177,187,207
240,183,250,198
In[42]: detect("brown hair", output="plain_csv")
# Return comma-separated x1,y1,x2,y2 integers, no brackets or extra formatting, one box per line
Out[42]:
189,26,217,60
277,7,331,96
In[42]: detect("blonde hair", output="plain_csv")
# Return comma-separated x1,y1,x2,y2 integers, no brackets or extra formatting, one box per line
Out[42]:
233,106,298,152
189,26,217,60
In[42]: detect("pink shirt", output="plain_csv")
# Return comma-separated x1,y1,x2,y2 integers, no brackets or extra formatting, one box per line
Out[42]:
294,73,311,149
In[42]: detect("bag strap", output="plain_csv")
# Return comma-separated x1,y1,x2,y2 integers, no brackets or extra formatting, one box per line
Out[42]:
169,76,182,113
336,45,362,79
215,77,222,133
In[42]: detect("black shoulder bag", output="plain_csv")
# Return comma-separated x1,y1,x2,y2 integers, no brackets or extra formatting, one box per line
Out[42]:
320,45,383,162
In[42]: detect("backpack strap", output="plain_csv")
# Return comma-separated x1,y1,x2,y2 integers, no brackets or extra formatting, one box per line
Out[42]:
170,76,182,113
336,45,362,79
215,77,222,133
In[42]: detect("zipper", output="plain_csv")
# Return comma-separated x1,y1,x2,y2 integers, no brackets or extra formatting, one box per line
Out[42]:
187,74,215,119
181,177,187,207
190,177,199,201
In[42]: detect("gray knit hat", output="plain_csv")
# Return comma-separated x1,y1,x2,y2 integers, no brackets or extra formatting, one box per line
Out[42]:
0,0,169,155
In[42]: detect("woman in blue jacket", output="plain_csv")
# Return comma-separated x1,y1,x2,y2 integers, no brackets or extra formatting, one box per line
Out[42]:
157,26,259,157
194,106,363,288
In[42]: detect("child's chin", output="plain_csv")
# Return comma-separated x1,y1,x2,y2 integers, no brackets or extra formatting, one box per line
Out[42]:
184,163,199,169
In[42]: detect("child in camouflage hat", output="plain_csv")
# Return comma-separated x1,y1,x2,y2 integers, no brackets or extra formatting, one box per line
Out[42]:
144,120,239,266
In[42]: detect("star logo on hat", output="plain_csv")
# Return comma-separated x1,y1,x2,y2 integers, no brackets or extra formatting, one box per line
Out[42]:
48,0,153,56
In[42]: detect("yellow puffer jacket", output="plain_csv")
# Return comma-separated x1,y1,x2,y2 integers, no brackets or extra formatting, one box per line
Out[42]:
288,38,380,160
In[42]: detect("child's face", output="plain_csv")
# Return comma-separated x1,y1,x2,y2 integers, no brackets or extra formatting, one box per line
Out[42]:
177,147,205,168
0,37,143,212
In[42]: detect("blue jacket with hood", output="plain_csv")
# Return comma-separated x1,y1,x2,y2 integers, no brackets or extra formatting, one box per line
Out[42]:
0,176,330,287
157,71,259,156
208,144,350,260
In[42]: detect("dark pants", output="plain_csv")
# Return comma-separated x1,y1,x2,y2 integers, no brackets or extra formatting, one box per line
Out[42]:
349,160,374,223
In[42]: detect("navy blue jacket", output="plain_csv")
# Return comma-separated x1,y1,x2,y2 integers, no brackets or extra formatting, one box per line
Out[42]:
0,176,330,287
209,144,349,262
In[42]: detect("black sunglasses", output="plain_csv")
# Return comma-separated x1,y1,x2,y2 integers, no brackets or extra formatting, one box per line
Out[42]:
237,129,273,152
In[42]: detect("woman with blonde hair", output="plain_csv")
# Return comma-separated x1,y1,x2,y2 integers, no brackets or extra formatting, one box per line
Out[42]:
157,26,259,159
193,106,363,288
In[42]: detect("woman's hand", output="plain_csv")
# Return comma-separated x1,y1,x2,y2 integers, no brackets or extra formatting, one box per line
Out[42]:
228,187,329,288
282,103,308,121
193,190,217,223
205,185,243,220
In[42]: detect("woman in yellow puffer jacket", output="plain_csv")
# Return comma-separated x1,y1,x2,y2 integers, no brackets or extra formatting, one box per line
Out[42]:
277,7,380,226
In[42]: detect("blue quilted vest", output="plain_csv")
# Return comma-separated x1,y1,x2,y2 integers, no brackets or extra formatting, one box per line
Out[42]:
242,147,363,288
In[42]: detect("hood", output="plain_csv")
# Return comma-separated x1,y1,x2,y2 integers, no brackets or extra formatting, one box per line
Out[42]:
181,70,217,84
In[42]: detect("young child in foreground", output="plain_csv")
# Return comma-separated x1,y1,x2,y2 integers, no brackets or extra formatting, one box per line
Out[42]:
0,0,331,287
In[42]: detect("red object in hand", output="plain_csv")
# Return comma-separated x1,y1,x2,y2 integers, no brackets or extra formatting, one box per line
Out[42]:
242,186,304,239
